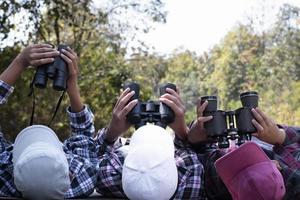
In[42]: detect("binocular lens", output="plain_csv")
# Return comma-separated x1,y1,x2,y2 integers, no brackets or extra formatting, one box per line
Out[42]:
124,82,140,100
159,83,176,124
201,95,218,112
52,53,68,91
240,91,258,108
53,77,66,91
33,66,48,88
159,83,176,95
46,64,56,79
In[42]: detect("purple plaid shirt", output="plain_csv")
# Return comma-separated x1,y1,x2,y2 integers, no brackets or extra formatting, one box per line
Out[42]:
194,125,300,200
0,80,98,198
94,128,206,199
273,125,300,199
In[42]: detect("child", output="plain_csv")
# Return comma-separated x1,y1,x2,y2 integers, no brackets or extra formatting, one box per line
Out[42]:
0,44,98,199
188,100,300,200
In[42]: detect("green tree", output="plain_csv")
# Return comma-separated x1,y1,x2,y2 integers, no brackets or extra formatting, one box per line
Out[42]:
0,0,167,139
202,25,265,110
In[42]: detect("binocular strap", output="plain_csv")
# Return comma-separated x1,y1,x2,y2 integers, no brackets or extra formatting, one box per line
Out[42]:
49,90,65,126
28,80,36,126
28,80,66,126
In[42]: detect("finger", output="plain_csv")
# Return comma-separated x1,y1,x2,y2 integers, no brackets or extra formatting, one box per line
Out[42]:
251,108,267,127
30,58,55,66
252,119,264,133
197,116,213,123
160,97,183,116
116,91,135,111
175,86,180,95
252,133,259,137
120,99,138,118
31,51,59,60
255,108,270,125
62,48,79,74
195,116,212,128
166,87,184,105
61,49,76,61
67,46,76,55
60,54,77,78
60,53,72,65
271,160,282,170
32,44,54,48
161,93,183,109
115,88,130,106
32,47,56,53
197,100,208,117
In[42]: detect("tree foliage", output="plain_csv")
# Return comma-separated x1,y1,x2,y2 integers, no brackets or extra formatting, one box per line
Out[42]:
0,0,166,139
1,2,300,140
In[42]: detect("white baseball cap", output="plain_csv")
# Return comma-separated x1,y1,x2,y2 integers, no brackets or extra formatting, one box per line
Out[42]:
122,124,178,200
13,125,70,200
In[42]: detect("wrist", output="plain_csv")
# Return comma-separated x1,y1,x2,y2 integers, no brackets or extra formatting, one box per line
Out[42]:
106,126,119,143
174,126,188,141
275,129,286,145
0,56,26,85
15,53,28,69
67,85,84,112
67,81,79,94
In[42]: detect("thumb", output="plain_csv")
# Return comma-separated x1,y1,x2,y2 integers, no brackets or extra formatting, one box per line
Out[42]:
197,115,213,123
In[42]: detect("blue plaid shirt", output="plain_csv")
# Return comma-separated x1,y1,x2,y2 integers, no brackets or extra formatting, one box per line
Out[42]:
0,80,98,198
94,128,206,199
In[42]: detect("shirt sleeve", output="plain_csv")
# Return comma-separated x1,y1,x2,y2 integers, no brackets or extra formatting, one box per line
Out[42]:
63,134,99,198
0,135,20,197
67,105,95,137
278,125,300,146
173,138,206,199
273,125,300,169
94,128,126,197
174,135,189,149
94,128,124,156
0,133,12,153
0,80,14,105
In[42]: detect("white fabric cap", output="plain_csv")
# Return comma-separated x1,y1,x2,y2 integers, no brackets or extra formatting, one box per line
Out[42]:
13,125,70,200
122,124,178,200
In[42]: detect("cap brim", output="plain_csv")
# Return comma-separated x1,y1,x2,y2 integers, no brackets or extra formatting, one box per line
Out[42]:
130,124,173,150
13,125,62,164
215,142,270,185
122,145,178,200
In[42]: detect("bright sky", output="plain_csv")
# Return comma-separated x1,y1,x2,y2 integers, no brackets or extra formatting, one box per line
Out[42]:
2,0,300,54
138,0,300,55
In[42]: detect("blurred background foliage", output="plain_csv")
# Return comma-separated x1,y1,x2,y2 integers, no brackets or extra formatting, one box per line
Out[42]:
0,1,300,140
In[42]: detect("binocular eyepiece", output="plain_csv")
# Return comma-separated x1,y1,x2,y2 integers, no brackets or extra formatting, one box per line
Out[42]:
201,91,258,148
123,82,177,129
33,44,69,91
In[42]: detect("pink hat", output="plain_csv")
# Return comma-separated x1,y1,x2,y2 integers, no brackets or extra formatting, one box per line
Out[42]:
215,142,285,200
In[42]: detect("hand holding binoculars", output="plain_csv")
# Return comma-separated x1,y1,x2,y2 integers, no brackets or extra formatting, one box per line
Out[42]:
33,44,69,91
201,91,259,148
123,82,177,129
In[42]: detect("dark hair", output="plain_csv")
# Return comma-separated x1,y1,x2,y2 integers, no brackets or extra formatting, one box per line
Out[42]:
203,149,232,200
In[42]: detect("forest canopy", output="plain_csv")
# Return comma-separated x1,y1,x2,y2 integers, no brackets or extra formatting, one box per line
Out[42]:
0,1,299,140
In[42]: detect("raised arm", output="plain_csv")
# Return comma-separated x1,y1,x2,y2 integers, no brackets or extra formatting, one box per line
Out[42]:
59,47,95,136
0,44,58,104
0,44,58,85
104,88,137,143
159,87,189,141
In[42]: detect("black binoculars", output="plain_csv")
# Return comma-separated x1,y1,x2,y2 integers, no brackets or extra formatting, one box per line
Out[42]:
201,91,259,148
124,82,177,129
33,44,69,91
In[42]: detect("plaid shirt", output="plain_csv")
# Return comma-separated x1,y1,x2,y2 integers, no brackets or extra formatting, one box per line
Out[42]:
194,125,300,200
0,80,98,198
94,128,206,199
